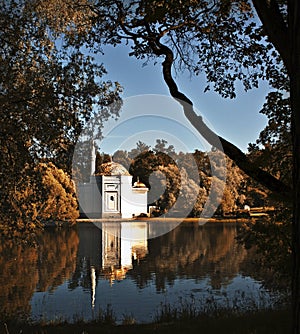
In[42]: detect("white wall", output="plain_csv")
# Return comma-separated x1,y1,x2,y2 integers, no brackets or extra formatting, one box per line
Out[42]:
78,180,102,218
78,175,148,218
120,176,148,218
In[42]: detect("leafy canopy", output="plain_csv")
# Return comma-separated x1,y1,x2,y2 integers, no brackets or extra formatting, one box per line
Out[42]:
0,0,122,229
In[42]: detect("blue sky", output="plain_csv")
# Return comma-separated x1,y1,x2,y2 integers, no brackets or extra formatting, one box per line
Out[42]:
95,44,269,154
97,97,213,154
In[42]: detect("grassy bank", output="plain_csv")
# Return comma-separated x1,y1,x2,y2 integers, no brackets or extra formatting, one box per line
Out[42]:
2,309,291,334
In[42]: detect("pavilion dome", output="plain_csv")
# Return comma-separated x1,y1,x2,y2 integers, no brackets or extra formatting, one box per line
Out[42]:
133,177,147,188
97,161,131,176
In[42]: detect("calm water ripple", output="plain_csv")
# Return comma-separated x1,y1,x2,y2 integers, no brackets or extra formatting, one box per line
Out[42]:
0,222,281,323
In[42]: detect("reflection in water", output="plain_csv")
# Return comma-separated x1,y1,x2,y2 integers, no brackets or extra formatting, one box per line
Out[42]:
68,222,149,306
0,229,79,320
0,222,277,323
36,229,79,292
0,240,38,320
101,222,148,282
129,223,247,291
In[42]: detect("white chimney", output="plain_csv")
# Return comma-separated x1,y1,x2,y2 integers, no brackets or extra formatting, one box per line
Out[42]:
91,141,96,175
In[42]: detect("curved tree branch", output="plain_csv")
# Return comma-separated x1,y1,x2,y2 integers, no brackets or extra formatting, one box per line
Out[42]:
150,38,292,202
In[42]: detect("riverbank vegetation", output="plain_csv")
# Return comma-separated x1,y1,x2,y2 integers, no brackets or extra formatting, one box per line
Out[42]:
2,308,291,334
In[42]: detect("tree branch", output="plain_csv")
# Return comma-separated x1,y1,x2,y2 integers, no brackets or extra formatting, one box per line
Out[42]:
252,0,291,74
150,39,292,202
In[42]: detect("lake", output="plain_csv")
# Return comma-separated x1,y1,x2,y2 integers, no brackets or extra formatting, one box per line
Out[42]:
0,221,281,324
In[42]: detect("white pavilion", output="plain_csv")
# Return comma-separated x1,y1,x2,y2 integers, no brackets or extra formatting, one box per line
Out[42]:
77,149,148,219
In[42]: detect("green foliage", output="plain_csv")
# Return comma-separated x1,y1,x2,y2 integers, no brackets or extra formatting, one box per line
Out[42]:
42,0,291,206
96,152,112,171
76,1,274,98
246,13,291,187
0,165,44,238
2,309,292,333
11,1,296,326
32,0,280,99
96,304,117,326
0,0,121,169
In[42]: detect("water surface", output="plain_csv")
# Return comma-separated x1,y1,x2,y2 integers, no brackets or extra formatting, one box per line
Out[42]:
0,222,278,323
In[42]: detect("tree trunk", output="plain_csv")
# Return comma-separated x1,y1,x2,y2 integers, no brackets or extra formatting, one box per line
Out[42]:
292,100,300,334
291,64,300,334
289,1,300,333
291,72,300,334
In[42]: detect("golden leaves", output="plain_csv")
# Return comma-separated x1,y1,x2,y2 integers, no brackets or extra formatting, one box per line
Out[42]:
34,0,97,36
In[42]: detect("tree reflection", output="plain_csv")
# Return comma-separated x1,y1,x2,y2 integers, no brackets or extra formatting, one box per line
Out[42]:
68,224,102,291
36,229,79,292
0,240,38,320
127,223,247,291
0,222,259,321
237,210,292,292
67,222,246,292
0,228,79,320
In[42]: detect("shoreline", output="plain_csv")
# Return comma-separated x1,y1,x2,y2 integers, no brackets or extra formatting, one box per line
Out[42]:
44,208,274,227
76,217,251,223
44,215,264,227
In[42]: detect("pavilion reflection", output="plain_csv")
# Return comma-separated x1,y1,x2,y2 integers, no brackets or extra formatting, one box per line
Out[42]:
76,221,179,284
100,222,148,282
70,222,148,309
71,222,149,304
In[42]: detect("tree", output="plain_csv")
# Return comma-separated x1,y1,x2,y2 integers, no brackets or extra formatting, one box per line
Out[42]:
0,0,122,230
237,209,292,292
218,158,246,214
128,140,151,159
247,62,292,186
34,162,79,223
129,148,175,188
92,2,297,329
0,162,79,236
0,0,121,169
112,149,132,170
251,3,300,331
118,141,246,217
153,139,175,155
41,0,290,196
